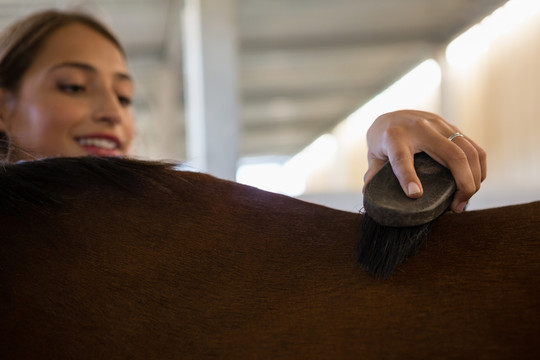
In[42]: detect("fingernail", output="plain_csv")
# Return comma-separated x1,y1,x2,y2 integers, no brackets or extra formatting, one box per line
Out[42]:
455,202,467,213
407,182,421,196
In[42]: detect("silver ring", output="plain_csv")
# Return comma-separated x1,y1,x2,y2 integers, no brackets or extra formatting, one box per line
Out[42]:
448,132,464,142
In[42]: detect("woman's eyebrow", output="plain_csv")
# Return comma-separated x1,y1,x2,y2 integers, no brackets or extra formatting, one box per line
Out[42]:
49,61,133,82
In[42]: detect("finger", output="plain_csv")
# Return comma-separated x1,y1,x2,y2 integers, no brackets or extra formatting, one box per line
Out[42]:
424,137,477,213
384,140,423,199
450,135,482,191
363,153,423,198
464,136,488,182
388,152,423,198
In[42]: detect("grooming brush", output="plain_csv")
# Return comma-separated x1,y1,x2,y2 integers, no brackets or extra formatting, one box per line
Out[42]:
358,152,456,278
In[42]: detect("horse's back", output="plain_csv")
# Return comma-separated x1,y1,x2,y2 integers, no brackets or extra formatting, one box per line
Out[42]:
0,159,538,359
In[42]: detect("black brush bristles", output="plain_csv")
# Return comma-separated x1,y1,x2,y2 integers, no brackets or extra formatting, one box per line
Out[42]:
358,213,433,278
358,152,456,278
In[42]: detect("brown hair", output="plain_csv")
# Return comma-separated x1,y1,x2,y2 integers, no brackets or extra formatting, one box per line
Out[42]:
0,9,126,159
0,9,125,91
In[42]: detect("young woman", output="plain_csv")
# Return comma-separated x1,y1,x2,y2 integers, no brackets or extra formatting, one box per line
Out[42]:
0,10,486,212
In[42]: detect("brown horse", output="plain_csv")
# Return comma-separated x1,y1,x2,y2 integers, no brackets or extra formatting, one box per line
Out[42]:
1,157,539,359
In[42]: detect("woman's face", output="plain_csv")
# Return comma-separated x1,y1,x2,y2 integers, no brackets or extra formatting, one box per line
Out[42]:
0,22,134,161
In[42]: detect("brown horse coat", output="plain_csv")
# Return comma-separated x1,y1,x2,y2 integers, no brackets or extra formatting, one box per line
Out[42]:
1,157,539,359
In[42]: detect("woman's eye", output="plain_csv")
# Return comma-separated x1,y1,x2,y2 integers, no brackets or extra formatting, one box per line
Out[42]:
118,96,132,107
58,83,85,94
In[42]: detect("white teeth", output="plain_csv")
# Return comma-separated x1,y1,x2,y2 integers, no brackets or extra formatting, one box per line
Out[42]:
77,138,118,150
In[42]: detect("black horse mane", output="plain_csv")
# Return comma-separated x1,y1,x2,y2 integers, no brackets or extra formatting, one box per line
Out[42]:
0,157,176,215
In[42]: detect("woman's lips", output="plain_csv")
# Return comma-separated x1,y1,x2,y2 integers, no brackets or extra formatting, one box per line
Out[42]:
75,135,122,156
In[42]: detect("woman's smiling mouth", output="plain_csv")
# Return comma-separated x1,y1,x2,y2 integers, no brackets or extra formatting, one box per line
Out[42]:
75,135,122,156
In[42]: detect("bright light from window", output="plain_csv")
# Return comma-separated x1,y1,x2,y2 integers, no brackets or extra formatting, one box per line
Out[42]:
343,58,441,138
446,0,540,68
236,162,305,195
236,134,338,196
284,134,339,176
446,24,490,69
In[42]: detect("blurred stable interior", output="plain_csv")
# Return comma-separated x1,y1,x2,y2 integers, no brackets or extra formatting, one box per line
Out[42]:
1,0,539,211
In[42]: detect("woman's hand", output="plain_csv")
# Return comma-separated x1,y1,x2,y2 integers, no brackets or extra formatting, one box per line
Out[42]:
364,110,487,213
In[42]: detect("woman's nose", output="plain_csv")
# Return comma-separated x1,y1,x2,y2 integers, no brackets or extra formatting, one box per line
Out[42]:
93,91,124,125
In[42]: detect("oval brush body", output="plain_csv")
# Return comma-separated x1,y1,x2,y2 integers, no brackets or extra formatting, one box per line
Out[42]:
358,152,456,278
